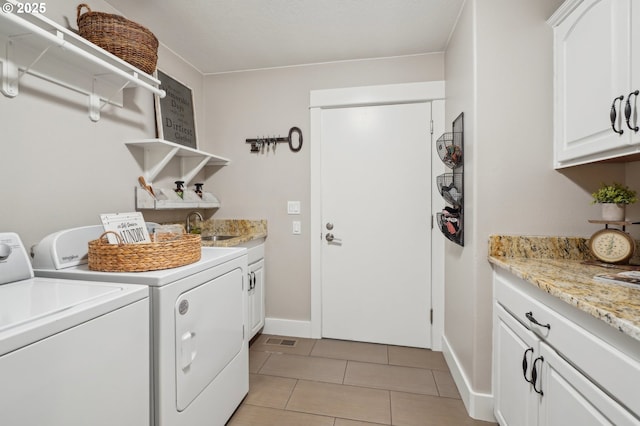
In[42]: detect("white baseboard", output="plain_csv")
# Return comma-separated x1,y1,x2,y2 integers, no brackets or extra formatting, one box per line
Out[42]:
441,335,496,422
263,317,313,338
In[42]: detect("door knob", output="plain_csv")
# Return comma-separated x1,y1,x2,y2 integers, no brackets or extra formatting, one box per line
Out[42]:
325,233,342,243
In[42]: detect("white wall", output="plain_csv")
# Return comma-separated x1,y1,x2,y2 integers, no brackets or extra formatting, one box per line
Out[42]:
443,0,626,419
0,1,206,249
202,54,444,322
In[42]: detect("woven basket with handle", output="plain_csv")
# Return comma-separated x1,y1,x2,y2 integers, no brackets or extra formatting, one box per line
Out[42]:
76,3,158,74
88,231,201,272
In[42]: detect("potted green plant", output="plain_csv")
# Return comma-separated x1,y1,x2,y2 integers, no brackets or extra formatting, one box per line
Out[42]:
591,182,638,221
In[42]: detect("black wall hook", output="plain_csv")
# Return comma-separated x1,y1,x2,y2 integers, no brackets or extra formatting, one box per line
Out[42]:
246,126,303,153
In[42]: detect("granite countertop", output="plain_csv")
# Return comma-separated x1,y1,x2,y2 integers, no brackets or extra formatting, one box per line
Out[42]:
198,219,267,247
488,235,640,342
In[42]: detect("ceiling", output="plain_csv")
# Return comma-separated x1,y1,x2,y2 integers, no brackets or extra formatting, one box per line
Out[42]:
103,0,464,74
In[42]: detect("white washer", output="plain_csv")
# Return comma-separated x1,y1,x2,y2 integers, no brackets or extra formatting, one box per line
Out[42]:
0,232,150,426
32,225,249,426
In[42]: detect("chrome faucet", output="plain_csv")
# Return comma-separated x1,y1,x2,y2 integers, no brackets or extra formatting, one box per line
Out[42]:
186,211,204,234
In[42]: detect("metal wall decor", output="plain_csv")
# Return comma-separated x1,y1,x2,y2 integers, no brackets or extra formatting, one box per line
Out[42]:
436,112,464,246
246,127,303,153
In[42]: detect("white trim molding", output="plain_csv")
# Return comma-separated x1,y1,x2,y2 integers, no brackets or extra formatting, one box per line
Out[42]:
309,81,445,109
442,335,496,422
263,317,313,338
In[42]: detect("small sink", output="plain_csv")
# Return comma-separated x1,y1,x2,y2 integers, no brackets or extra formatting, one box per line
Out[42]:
201,235,237,241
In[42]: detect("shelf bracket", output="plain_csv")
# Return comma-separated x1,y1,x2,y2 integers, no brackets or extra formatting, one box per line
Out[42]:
88,92,100,122
181,155,212,185
1,40,19,97
2,29,62,98
144,145,181,182
89,77,130,121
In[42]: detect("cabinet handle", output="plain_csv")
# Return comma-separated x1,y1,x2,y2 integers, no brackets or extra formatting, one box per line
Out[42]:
525,311,551,330
532,356,544,396
625,90,639,132
610,95,625,135
522,347,534,384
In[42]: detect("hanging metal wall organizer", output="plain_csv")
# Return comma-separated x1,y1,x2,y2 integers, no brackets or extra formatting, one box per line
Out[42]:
436,113,464,246
246,127,303,153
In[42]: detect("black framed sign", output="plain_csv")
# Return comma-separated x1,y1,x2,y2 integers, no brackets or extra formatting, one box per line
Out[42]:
154,70,198,149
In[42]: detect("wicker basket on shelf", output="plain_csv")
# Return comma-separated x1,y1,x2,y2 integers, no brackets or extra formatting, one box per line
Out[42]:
88,231,201,272
76,3,158,74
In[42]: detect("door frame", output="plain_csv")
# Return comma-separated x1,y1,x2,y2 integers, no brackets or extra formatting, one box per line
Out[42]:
309,81,446,350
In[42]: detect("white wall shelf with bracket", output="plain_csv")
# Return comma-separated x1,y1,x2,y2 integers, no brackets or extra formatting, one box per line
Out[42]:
0,3,165,121
125,139,230,184
127,139,229,210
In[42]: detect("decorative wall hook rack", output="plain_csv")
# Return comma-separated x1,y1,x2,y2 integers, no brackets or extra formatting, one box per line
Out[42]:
246,126,303,153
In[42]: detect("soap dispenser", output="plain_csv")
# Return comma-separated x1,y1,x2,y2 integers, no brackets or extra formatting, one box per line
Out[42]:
194,183,204,198
174,180,184,199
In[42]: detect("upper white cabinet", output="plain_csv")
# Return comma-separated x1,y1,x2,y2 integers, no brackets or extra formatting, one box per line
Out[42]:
0,5,165,121
549,0,640,168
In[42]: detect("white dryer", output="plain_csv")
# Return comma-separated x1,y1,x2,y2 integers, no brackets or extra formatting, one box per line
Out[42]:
0,232,150,426
32,225,249,426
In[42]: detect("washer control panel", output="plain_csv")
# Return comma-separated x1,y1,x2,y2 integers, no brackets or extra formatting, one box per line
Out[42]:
0,233,33,285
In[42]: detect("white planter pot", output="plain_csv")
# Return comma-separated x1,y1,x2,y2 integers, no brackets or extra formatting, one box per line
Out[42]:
601,203,626,221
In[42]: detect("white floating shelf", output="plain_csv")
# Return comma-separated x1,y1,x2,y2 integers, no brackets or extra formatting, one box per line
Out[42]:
0,4,164,121
126,139,230,184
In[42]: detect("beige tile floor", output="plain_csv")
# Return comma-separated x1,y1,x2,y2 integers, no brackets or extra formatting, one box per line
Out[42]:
227,334,496,426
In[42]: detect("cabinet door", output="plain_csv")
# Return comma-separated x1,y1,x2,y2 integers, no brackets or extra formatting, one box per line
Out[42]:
494,305,539,426
631,0,640,144
553,0,632,165
248,259,265,339
539,342,638,426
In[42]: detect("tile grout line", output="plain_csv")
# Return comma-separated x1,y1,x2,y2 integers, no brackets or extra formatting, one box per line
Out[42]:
388,389,393,426
386,344,390,365
430,369,441,397
254,352,271,374
282,378,299,412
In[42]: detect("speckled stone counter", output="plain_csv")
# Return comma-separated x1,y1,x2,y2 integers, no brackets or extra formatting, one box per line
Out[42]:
488,235,640,342
199,219,267,247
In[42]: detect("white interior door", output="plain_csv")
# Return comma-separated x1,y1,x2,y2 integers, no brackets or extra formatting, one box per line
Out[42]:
320,102,432,348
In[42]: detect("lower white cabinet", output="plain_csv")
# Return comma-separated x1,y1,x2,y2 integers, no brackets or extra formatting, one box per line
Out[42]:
538,340,634,425
248,257,265,338
494,305,538,426
493,269,640,425
240,239,265,339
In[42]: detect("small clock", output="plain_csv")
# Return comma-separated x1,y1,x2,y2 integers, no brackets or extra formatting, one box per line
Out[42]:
588,228,636,264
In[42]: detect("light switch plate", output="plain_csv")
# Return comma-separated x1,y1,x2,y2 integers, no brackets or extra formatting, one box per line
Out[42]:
292,221,301,235
287,201,301,215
